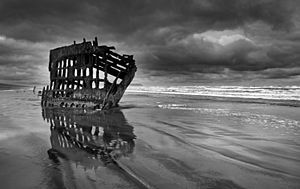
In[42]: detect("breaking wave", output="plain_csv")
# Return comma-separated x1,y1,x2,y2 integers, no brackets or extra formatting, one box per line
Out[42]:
127,86,300,106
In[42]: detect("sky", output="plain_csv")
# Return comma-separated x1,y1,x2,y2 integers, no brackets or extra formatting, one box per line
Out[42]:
0,0,300,86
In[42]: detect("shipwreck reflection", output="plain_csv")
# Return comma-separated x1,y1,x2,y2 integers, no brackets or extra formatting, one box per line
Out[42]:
42,108,136,167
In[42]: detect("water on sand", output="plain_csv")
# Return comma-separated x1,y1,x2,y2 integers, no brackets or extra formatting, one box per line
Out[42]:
0,89,299,189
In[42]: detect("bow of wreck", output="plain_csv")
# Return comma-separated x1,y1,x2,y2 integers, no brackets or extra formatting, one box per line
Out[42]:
41,37,136,110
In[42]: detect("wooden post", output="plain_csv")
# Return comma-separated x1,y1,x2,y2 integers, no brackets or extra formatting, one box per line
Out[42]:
46,85,49,92
45,85,49,99
50,81,53,90
71,60,75,90
95,56,100,88
83,68,86,77
42,87,45,100
62,59,66,77
101,72,120,110
58,61,62,78
93,37,98,46
88,55,93,89
76,55,81,89
61,80,65,91
54,61,59,97
55,79,59,97
50,81,54,97
104,53,108,89
77,68,80,90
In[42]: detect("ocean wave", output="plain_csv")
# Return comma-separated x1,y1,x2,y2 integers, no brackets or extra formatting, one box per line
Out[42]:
127,86,300,102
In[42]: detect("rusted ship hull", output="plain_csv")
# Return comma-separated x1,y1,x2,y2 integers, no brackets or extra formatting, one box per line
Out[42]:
41,37,136,110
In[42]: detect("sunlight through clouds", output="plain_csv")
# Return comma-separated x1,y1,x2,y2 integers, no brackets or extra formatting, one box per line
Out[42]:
194,30,253,46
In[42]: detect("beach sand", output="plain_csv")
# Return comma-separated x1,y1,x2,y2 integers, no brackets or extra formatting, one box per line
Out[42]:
0,90,299,189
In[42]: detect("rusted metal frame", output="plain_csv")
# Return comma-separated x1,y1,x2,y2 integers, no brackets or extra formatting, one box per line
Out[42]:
57,61,61,78
91,78,105,82
107,55,134,71
72,80,84,87
105,58,127,72
101,72,121,110
97,54,126,73
76,54,82,90
61,59,67,95
71,62,76,90
94,55,100,89
42,86,45,101
104,64,108,89
66,58,75,90
107,51,123,60
89,54,94,89
96,69,100,89
65,59,71,89
49,42,93,64
93,63,125,79
103,52,108,89
106,54,127,68
44,38,136,110
107,51,134,66
76,67,80,90
52,60,60,97
62,59,67,79
49,81,55,97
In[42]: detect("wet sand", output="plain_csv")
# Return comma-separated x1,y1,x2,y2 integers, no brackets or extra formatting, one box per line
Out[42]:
0,90,299,188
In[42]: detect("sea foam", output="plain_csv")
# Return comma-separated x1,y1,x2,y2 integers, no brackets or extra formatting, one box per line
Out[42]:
127,86,300,102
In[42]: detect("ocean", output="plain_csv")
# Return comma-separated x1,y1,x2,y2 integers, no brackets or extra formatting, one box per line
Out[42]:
0,86,299,189
127,85,300,106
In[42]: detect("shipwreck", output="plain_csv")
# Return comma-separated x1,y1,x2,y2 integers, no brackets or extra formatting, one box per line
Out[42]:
41,37,136,110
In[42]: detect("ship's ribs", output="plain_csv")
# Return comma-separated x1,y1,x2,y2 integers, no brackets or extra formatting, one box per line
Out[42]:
41,37,137,110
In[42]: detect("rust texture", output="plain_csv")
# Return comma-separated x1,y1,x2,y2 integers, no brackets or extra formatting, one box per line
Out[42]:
41,37,136,109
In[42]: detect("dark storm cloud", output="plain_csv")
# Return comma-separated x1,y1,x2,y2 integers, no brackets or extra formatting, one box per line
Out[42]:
140,37,259,73
0,0,296,42
0,36,53,83
0,0,299,84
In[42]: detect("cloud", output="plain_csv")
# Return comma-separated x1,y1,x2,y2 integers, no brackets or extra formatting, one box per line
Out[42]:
139,32,259,72
0,0,296,42
0,35,57,84
0,0,299,85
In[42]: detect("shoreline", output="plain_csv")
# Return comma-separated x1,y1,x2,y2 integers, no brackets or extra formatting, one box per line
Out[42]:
126,91,300,107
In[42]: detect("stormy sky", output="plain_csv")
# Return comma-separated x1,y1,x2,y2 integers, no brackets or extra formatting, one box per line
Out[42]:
0,0,300,86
